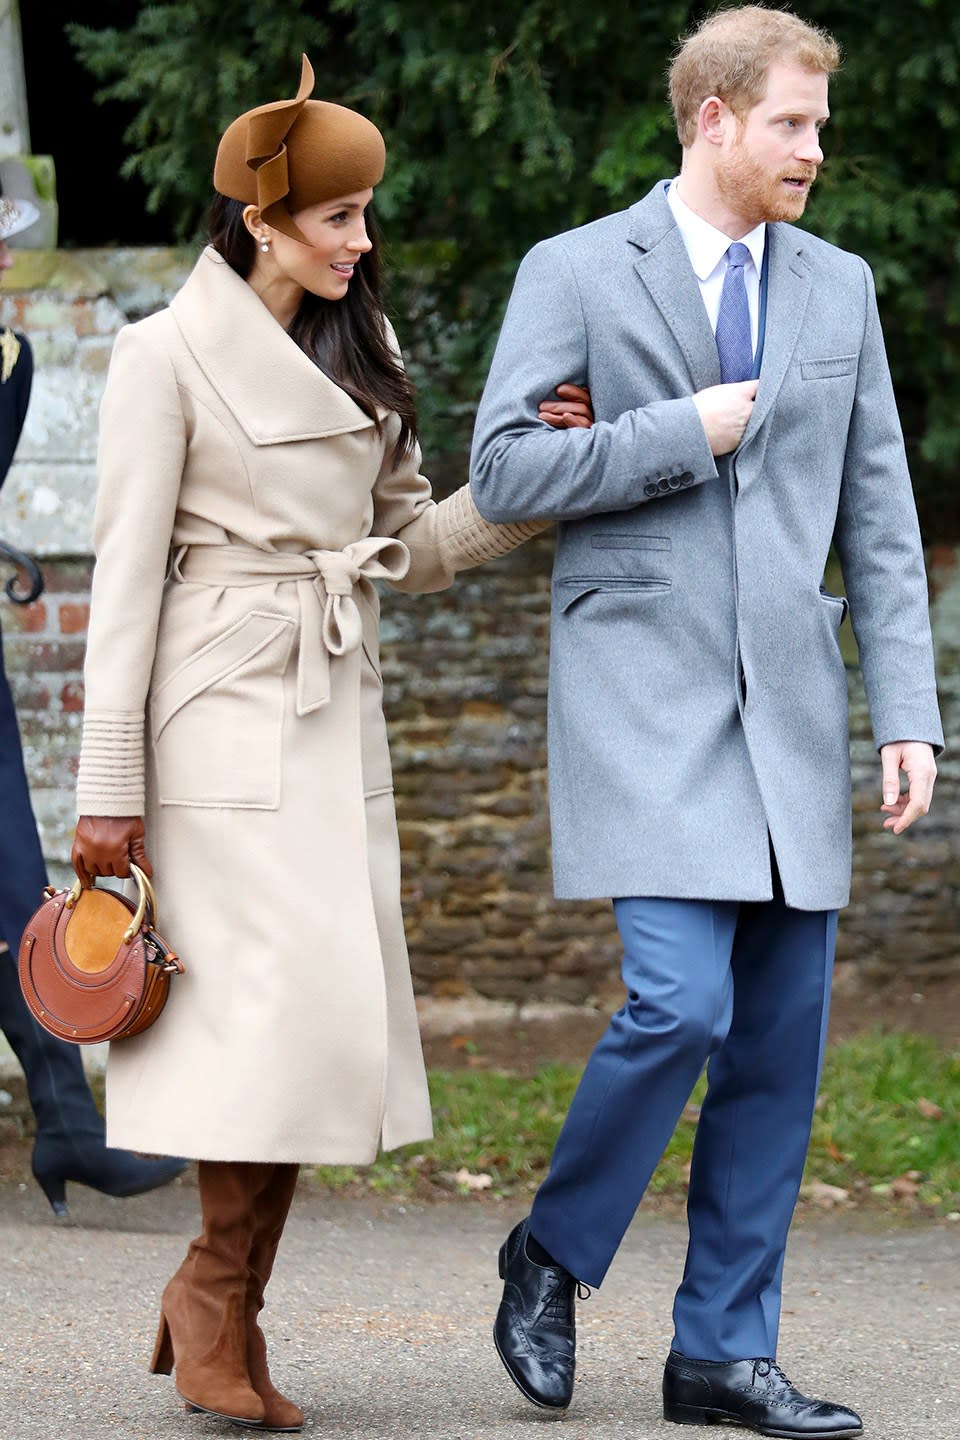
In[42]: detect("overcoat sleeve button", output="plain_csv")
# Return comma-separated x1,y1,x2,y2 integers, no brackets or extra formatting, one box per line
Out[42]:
667,475,682,490
680,472,695,487
643,482,659,498
657,478,671,494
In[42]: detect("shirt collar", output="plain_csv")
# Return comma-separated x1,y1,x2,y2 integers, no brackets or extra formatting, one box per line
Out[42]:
666,177,766,280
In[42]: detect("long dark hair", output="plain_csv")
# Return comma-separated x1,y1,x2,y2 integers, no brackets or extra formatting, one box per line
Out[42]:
206,192,418,466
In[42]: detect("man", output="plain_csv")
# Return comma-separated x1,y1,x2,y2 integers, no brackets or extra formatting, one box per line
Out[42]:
470,7,941,1437
0,186,187,1217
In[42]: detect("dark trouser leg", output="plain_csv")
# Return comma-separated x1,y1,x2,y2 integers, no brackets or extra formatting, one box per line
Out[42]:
0,640,186,1211
0,617,48,954
0,944,109,1136
0,637,103,1139
529,896,740,1287
671,879,836,1360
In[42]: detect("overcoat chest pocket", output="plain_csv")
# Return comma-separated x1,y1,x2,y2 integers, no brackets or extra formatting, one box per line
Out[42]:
590,534,672,552
800,356,857,380
150,611,295,808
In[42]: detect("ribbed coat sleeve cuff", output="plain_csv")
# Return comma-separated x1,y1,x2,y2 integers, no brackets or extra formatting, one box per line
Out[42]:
76,711,146,816
437,483,549,570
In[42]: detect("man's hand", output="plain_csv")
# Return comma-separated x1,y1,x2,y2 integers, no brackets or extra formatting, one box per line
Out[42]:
693,379,758,455
879,741,937,834
538,383,594,429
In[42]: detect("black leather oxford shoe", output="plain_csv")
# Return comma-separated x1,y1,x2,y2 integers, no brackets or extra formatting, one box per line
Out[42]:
493,1217,583,1410
663,1352,863,1437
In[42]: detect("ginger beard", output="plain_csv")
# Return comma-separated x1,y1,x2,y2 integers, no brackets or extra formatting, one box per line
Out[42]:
716,123,818,226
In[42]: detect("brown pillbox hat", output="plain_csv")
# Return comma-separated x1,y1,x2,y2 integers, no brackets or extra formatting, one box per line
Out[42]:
213,54,385,244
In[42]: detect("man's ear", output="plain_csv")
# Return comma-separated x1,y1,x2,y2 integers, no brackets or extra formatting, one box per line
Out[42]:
698,95,732,147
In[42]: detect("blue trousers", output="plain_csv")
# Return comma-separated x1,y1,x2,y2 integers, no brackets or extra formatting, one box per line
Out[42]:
529,875,837,1360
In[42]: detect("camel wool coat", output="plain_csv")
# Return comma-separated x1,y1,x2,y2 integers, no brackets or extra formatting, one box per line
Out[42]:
76,246,543,1164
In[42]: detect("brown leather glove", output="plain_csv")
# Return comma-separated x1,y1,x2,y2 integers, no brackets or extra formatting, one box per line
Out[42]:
72,816,153,887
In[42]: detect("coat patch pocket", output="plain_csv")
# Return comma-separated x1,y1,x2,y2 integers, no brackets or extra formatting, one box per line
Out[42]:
800,356,857,380
556,576,671,614
151,610,295,808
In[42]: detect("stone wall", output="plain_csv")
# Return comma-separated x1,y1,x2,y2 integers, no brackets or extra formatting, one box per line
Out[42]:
1,248,957,1035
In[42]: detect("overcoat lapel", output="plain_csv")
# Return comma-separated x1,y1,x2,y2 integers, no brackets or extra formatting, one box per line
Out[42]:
170,246,375,445
626,188,814,453
739,223,812,449
627,187,722,393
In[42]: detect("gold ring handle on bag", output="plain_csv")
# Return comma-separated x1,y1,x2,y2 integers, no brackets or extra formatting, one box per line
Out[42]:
65,862,158,944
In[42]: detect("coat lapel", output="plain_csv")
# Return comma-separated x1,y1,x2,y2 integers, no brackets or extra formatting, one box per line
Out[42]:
627,185,722,393
171,247,375,445
739,223,812,449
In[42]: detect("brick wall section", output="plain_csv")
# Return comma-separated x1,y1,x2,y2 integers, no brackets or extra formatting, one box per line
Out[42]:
843,545,960,985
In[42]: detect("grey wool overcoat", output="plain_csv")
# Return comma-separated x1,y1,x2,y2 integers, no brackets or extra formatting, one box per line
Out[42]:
76,246,543,1163
470,180,943,912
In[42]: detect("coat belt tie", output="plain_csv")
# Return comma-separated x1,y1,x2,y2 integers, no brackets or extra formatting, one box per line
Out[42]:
172,539,410,715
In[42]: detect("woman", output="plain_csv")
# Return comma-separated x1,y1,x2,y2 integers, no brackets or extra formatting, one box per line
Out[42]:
71,55,590,1432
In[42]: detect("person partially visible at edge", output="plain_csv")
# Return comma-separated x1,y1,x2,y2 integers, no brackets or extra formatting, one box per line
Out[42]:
69,54,591,1432
0,187,187,1219
469,7,941,1438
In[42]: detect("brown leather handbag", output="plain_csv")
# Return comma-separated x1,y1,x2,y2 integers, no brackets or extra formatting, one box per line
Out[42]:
17,864,185,1044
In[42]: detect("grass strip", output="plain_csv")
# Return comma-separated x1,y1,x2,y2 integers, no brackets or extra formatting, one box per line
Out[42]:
307,1027,959,1216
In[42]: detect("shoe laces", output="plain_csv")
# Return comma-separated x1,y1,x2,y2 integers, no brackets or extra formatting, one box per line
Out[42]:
540,1282,571,1320
540,1279,590,1320
752,1358,791,1387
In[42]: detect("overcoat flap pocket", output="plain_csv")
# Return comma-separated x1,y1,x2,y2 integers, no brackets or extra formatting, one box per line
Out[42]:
555,576,671,614
152,611,295,737
819,588,850,625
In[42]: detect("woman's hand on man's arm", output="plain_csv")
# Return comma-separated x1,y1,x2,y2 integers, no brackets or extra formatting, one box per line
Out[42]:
537,382,594,429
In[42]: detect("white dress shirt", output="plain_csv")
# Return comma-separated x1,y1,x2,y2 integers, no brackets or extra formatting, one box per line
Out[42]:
666,179,766,353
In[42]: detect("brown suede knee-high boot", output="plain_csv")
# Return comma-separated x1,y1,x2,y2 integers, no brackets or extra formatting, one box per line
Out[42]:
246,1163,303,1432
149,1160,266,1426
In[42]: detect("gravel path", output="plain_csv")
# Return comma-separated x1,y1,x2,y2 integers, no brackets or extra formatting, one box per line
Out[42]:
0,1177,956,1440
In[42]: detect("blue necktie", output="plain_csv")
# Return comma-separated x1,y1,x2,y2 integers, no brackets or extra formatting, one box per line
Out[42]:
715,242,753,383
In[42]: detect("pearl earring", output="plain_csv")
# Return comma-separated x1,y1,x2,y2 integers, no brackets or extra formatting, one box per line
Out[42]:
259,239,270,253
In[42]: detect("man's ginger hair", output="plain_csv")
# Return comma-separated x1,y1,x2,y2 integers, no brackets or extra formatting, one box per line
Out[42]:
669,5,840,148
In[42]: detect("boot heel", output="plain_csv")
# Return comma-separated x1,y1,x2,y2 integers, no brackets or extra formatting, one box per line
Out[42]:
31,1157,68,1218
663,1399,715,1425
498,1241,508,1279
149,1312,174,1375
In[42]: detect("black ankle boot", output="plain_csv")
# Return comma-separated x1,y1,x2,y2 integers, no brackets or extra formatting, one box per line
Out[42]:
0,946,187,1216
32,1129,187,1217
